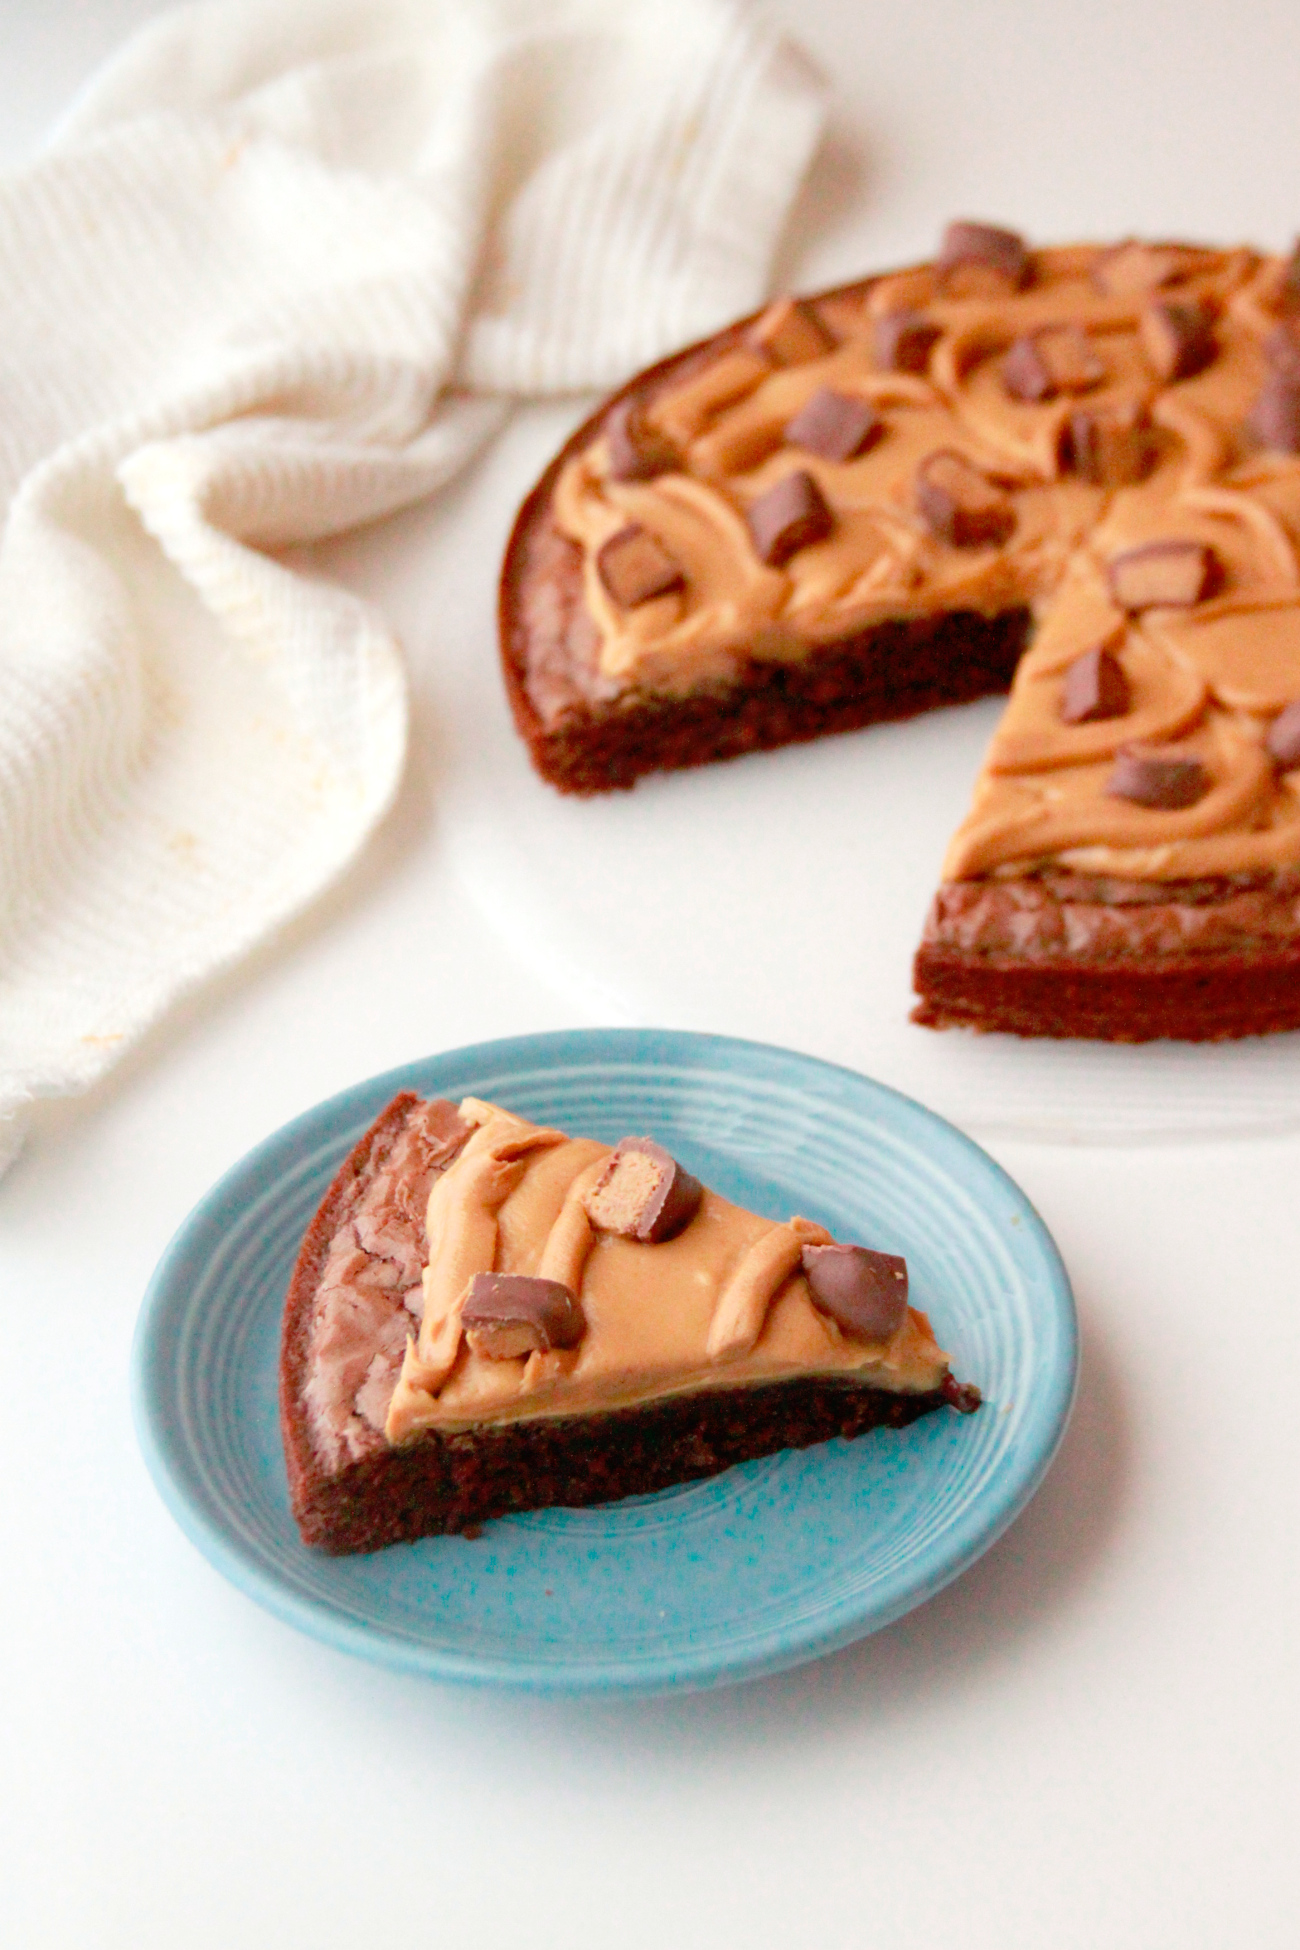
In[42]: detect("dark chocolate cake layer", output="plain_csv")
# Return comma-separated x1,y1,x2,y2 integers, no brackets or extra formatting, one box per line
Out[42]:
914,872,1300,1037
291,1373,960,1556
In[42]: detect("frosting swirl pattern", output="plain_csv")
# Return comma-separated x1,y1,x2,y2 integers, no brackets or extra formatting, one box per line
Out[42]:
552,236,1300,883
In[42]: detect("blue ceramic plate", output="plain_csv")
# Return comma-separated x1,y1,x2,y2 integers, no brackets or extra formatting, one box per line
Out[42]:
133,1029,1076,1695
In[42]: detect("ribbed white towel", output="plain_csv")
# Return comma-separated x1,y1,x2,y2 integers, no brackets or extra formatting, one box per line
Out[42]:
0,0,824,1170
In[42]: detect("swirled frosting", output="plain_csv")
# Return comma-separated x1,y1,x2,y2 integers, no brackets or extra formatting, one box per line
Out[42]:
552,238,1300,883
384,1099,947,1442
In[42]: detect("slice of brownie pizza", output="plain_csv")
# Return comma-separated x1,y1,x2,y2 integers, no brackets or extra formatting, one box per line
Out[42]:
499,224,1300,1039
280,1092,977,1554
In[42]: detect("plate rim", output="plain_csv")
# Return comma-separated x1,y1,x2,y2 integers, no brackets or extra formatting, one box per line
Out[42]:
131,1026,1079,1695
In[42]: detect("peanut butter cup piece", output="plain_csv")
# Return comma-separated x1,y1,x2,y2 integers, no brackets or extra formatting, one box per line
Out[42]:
596,525,686,608
915,450,1014,548
1140,298,1215,382
1249,371,1300,453
1264,319,1300,377
1092,240,1193,297
784,388,882,462
605,400,680,483
801,1243,909,1341
1064,401,1156,486
583,1137,704,1243
1106,539,1215,611
1002,325,1104,403
1107,743,1211,809
938,220,1030,296
1280,239,1300,314
874,307,940,374
1266,700,1300,770
746,469,834,565
749,297,835,366
1060,646,1131,724
462,1273,585,1360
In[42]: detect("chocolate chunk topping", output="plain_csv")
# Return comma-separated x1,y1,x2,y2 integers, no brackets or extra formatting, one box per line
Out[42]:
749,297,835,366
1002,324,1104,403
801,1243,909,1341
784,388,883,462
1266,700,1300,771
1107,744,1211,809
1264,319,1300,377
915,449,1014,548
1060,646,1131,724
1140,298,1216,382
1280,239,1300,315
938,220,1030,296
746,469,834,565
1249,371,1300,453
1064,401,1156,486
874,307,940,374
1106,539,1215,611
605,400,680,483
596,524,685,608
462,1273,585,1360
583,1137,704,1243
1092,240,1193,297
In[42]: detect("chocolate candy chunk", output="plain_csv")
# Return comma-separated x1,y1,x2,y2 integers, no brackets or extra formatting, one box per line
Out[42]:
605,400,679,483
1064,401,1156,486
915,449,1014,548
462,1273,585,1360
874,307,940,374
1060,646,1131,724
1002,325,1104,403
1266,700,1300,770
1140,298,1215,382
801,1243,909,1341
746,469,834,566
1280,239,1300,314
1092,240,1193,297
596,524,685,608
1264,319,1300,377
938,220,1030,296
784,388,882,462
1249,372,1300,453
1107,743,1211,810
584,1137,704,1243
1106,539,1215,611
749,297,835,367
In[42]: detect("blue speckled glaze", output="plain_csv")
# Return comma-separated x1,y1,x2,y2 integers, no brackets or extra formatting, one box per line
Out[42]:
132,1029,1077,1695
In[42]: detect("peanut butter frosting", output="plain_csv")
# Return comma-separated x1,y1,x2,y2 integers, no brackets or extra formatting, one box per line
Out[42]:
384,1098,948,1443
551,233,1300,884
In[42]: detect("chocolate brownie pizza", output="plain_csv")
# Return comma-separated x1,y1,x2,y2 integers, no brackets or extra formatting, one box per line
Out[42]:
280,1092,977,1553
499,223,1300,1039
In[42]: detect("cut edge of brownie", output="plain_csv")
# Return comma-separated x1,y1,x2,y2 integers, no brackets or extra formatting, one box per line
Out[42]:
912,872,1300,1038
290,1373,965,1556
913,939,1300,1040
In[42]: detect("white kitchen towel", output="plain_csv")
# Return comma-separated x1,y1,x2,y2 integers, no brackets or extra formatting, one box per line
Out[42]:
0,0,825,1171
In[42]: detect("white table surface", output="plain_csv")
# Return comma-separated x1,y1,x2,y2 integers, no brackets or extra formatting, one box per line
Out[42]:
3,3,1297,1944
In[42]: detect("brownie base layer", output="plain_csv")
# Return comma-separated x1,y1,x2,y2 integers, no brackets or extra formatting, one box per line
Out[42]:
509,606,1032,797
289,1375,969,1555
280,1092,435,1531
913,942,1300,1039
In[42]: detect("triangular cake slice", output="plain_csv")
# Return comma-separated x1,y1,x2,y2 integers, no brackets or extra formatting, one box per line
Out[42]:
500,224,1300,1039
280,1092,978,1553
